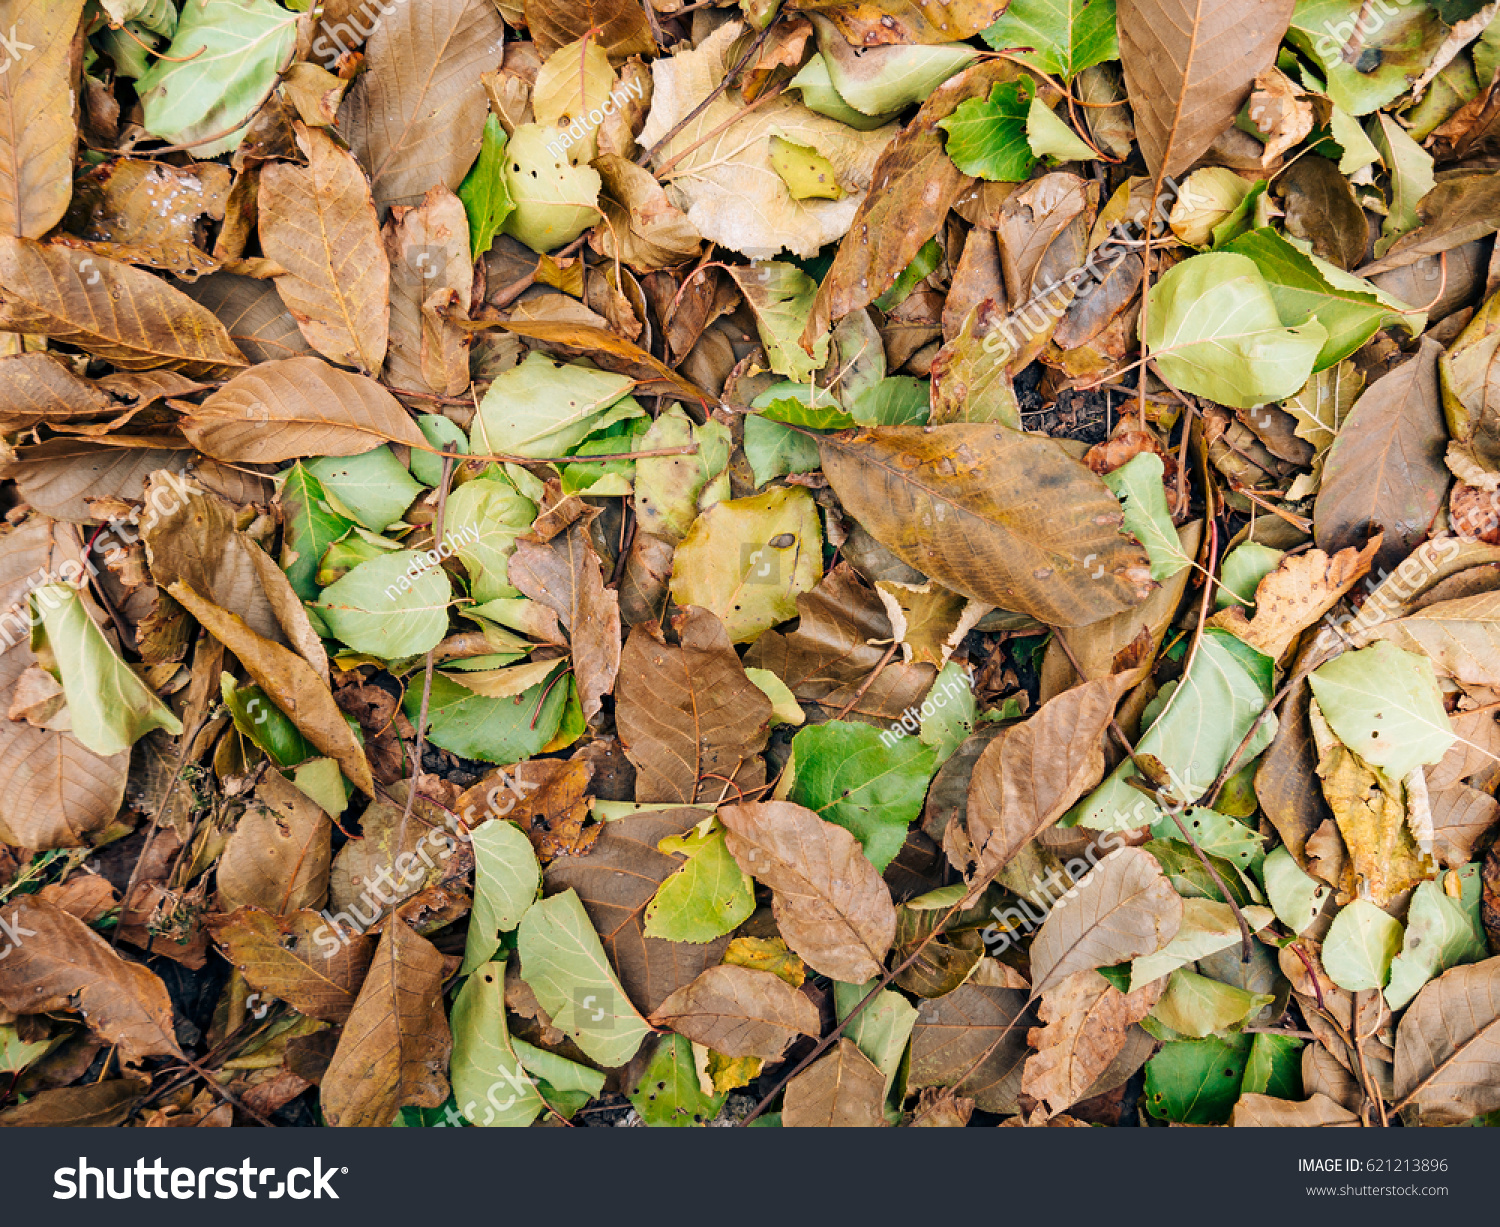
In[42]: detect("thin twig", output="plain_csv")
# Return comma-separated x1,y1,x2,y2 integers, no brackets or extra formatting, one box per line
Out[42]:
828,641,898,723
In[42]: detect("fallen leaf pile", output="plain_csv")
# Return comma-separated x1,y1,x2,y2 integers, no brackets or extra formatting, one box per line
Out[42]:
2,0,1500,1130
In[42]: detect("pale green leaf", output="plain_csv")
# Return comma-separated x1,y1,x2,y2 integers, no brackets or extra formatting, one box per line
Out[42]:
644,819,756,943
462,819,543,975
1323,899,1403,991
471,351,639,459
1308,641,1455,781
1384,867,1487,1009
449,960,550,1127
313,551,451,660
1101,452,1192,581
306,448,424,533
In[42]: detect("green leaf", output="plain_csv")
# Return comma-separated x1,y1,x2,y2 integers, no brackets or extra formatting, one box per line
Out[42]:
1144,251,1327,408
1242,1032,1304,1098
279,461,354,603
644,819,756,943
1384,867,1487,1009
410,414,468,489
462,819,543,975
444,475,538,603
767,135,844,201
1323,898,1403,991
918,662,977,764
407,667,571,763
137,0,297,157
788,721,938,871
470,351,640,459
1217,541,1282,609
1101,452,1192,581
516,889,651,1067
938,81,1038,182
313,551,451,660
1263,845,1331,935
501,123,602,254
627,1033,727,1127
728,261,832,381
745,667,805,726
1026,97,1099,162
821,43,977,116
874,238,943,313
980,0,1119,80
1130,898,1276,991
449,960,551,1127
752,381,854,429
850,376,930,426
29,584,182,757
1069,630,1276,832
1144,1034,1251,1124
221,676,314,769
1285,0,1443,117
1148,969,1274,1038
1371,113,1435,259
834,977,917,1095
743,414,821,486
1150,804,1266,880
788,56,900,131
306,448,424,533
511,1037,604,1119
1308,641,1456,781
458,114,516,260
1222,228,1419,370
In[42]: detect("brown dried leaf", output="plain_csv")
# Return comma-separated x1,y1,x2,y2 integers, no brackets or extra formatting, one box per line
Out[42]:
526,0,657,61
338,0,508,213
259,125,389,373
510,520,621,726
0,896,181,1062
1028,847,1183,997
0,0,85,240
1393,957,1500,1125
0,238,246,376
1118,0,1295,180
1230,1092,1361,1126
215,771,332,914
182,272,316,365
0,354,116,432
383,186,472,396
0,1077,147,1128
909,983,1036,1114
818,425,1152,627
720,800,896,983
615,607,771,804
321,919,452,1127
648,963,818,1060
208,907,376,1024
782,1038,887,1127
182,356,426,463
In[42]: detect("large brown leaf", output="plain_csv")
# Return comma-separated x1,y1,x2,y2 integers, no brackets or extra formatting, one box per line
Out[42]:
1230,1092,1361,1126
1393,956,1500,1125
544,807,730,1014
965,674,1131,893
1314,338,1449,575
720,800,896,983
744,563,935,725
1118,0,1295,181
168,580,376,796
0,238,246,376
259,125,389,373
0,0,85,239
0,1078,147,1127
208,907,376,1025
0,353,115,432
181,356,426,463
182,272,315,364
509,519,621,726
321,919,452,1127
818,426,1153,626
648,963,818,1060
908,983,1036,1113
3,442,188,524
1021,968,1162,1119
1027,846,1183,997
1360,172,1500,276
215,771,332,914
0,896,181,1062
525,0,657,61
0,517,127,850
782,1038,887,1127
338,0,506,213
615,607,771,804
